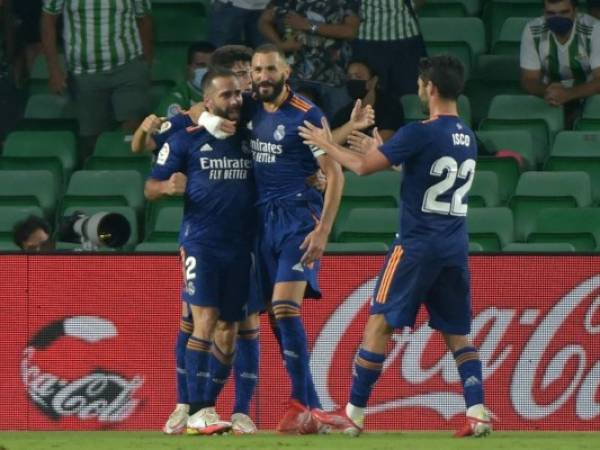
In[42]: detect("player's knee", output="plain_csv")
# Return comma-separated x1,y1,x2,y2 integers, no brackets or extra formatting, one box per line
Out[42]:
240,312,260,331
362,315,393,351
443,333,471,353
214,320,239,352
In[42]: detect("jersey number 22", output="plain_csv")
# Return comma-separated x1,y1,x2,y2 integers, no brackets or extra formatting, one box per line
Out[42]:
422,157,476,216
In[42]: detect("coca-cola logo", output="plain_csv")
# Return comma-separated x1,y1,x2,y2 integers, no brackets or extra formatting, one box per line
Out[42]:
21,316,144,423
311,275,600,423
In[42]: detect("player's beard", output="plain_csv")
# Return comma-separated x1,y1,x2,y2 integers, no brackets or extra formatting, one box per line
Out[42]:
253,76,285,102
213,104,240,122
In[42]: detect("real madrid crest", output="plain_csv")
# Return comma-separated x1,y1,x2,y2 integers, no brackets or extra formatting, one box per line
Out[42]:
273,124,286,141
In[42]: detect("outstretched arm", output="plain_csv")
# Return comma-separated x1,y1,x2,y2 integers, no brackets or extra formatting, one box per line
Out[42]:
299,118,390,176
331,99,375,144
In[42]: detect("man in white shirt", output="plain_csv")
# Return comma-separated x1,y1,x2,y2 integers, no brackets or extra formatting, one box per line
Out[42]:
209,0,268,48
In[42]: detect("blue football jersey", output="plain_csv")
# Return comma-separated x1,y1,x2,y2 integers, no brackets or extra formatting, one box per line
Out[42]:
242,90,325,204
152,112,195,155
379,115,477,241
149,127,255,246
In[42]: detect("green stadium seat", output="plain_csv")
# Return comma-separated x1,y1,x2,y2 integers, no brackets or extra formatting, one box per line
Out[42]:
479,95,565,165
150,80,176,111
510,171,592,241
84,156,152,179
0,241,20,251
574,96,600,131
418,0,467,17
469,171,500,207
335,171,401,238
62,170,145,217
503,242,576,252
336,208,398,245
476,130,536,169
491,17,529,55
153,44,188,84
528,208,600,251
29,54,67,94
0,206,45,245
419,17,486,78
476,157,519,204
467,207,514,251
325,242,389,254
1,131,77,188
544,131,600,203
0,170,58,218
146,206,183,242
135,241,179,252
153,3,208,43
19,94,78,132
400,94,472,126
464,54,521,126
145,196,184,239
61,206,139,251
94,131,140,157
483,0,540,45
468,241,484,252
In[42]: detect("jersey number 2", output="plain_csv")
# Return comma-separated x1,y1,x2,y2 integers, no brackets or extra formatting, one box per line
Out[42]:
422,157,476,216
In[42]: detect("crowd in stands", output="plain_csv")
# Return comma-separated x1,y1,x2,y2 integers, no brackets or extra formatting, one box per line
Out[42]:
1,0,600,252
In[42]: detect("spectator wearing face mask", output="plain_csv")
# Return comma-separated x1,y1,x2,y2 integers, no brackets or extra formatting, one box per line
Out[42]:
330,59,404,143
156,41,216,118
520,0,600,116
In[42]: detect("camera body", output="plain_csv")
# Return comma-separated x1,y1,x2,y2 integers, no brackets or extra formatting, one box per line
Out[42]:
58,212,131,250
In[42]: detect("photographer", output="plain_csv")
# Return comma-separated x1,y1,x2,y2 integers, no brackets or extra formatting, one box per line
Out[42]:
13,215,52,251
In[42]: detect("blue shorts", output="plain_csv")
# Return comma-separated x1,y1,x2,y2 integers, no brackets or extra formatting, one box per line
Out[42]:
180,242,251,323
370,239,471,335
256,195,322,302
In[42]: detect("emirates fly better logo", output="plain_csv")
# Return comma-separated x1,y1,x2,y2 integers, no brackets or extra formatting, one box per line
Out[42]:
21,316,144,423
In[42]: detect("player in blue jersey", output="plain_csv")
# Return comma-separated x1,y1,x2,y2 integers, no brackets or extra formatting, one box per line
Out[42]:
145,68,255,436
245,44,345,434
299,55,491,437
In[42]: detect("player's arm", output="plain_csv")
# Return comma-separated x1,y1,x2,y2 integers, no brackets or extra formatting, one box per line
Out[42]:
330,99,375,144
299,118,391,176
300,152,344,266
144,139,187,200
131,114,164,153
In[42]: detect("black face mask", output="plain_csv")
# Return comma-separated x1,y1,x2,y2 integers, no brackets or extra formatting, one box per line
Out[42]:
346,79,368,100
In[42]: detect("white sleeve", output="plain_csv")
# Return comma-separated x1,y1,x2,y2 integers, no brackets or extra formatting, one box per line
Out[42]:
520,24,541,71
590,23,600,70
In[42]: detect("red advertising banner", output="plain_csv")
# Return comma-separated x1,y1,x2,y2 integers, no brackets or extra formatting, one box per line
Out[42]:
1,255,599,431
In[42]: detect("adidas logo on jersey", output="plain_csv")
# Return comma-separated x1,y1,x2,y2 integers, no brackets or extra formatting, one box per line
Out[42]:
292,263,304,273
246,121,253,130
200,143,213,152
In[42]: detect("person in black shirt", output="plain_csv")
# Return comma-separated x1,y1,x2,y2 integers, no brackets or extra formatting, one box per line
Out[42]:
331,59,404,143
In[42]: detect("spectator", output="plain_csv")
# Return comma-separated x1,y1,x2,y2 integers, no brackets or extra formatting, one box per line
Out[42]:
330,58,404,143
209,44,253,92
588,0,600,18
209,0,269,48
352,0,427,99
13,215,51,251
258,0,360,118
41,0,154,158
2,0,43,88
520,0,600,119
156,41,215,118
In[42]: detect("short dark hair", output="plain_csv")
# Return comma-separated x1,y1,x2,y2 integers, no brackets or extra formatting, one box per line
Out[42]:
13,215,50,249
209,45,253,70
200,67,238,93
418,55,465,100
253,43,287,62
187,41,216,64
545,0,578,7
347,58,378,78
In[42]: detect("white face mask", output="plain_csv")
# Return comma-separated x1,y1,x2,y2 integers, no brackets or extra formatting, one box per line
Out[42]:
192,67,208,90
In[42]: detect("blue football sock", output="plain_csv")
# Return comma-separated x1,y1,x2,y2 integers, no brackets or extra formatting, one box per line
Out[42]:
185,336,211,414
204,343,234,407
453,346,484,408
349,348,385,408
273,300,308,406
175,317,193,404
234,328,259,415
306,371,322,409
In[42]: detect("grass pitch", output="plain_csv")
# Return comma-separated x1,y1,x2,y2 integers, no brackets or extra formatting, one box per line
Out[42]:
1,432,600,450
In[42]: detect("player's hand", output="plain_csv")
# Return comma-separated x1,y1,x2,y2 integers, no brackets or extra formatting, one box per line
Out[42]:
140,114,165,134
48,67,67,95
349,99,375,131
284,11,310,32
299,117,333,151
164,172,187,196
347,127,383,154
299,225,329,267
